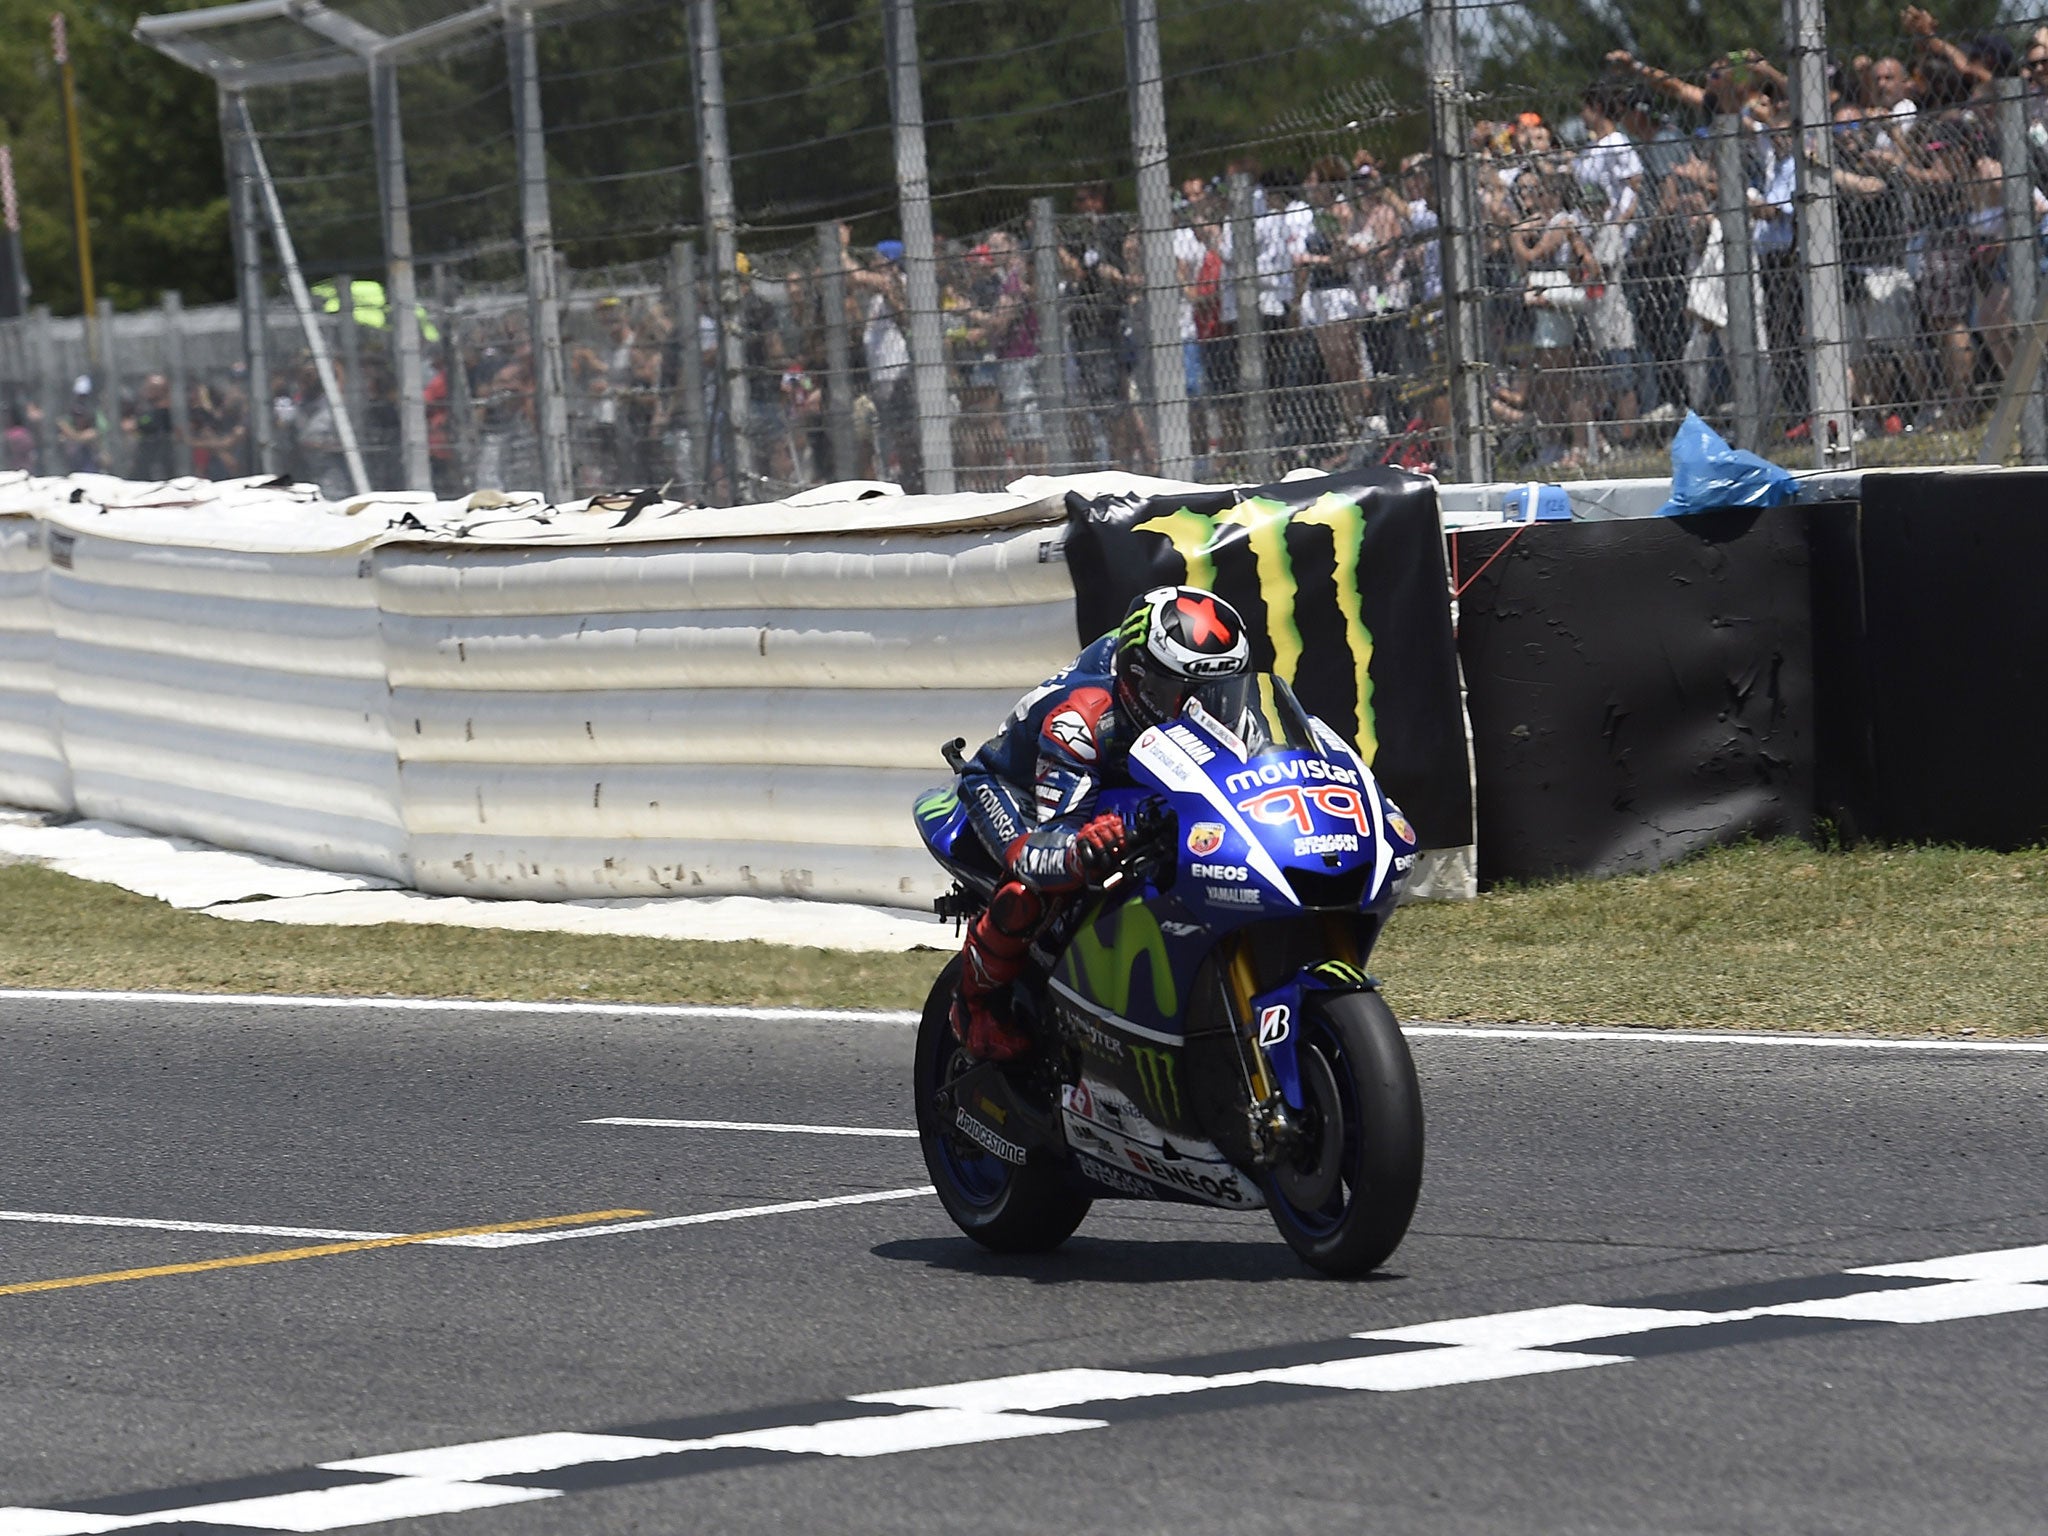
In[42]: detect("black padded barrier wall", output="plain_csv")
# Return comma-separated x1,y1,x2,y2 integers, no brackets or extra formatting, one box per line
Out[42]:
1841,471,2048,849
1453,507,1818,887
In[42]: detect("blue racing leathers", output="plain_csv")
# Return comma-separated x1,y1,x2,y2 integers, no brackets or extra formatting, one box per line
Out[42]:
957,632,1129,891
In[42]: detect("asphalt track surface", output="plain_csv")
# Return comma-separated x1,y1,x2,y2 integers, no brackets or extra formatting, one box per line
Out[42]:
2,992,2045,1534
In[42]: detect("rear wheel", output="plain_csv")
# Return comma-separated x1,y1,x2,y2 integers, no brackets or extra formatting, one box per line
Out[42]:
1263,988,1423,1276
914,958,1091,1253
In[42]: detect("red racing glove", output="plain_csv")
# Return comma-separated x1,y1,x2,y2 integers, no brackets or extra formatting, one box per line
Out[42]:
1067,812,1128,884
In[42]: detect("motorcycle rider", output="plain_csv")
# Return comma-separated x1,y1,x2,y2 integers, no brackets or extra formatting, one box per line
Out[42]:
950,585,1254,1062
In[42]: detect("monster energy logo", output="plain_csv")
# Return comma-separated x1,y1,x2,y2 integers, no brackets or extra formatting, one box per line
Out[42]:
1132,491,1378,763
914,788,959,822
1312,960,1369,988
1129,1044,1182,1122
1058,900,1179,1020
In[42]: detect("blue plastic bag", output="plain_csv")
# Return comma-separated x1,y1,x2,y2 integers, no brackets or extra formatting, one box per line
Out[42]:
1655,411,1795,516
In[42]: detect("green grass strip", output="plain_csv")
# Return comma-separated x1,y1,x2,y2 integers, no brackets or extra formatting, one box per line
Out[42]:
1,842,2044,1036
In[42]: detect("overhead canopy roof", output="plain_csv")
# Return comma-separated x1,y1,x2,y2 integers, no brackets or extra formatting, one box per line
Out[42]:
134,0,512,88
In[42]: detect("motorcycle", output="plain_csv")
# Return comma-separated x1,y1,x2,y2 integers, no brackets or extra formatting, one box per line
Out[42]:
911,674,1424,1277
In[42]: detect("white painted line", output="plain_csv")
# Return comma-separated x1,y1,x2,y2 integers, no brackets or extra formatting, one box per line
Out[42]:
587,1117,917,1138
856,1368,1217,1414
1768,1280,2048,1326
454,1186,936,1247
0,1510,135,1536
327,1432,695,1481
1402,1024,2048,1053
1358,1303,1732,1350
1854,1242,2048,1284
171,1476,557,1528
1252,1345,1628,1393
0,988,919,1026
0,1209,401,1242
7,988,2045,1050
697,1408,1104,1458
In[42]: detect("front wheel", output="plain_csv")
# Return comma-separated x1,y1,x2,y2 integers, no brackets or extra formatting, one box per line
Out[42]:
1263,988,1424,1276
913,958,1091,1253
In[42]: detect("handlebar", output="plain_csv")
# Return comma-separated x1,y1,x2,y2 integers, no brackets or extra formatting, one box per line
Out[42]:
1097,798,1176,895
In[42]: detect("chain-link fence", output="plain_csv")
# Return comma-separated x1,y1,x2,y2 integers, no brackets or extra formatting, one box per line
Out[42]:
4,0,2046,496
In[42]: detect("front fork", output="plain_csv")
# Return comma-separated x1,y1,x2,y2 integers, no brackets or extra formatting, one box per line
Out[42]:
1220,916,1370,1169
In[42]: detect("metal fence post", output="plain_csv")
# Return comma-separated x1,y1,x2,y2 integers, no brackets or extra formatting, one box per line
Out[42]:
30,305,57,471
1227,171,1272,482
163,290,192,477
883,0,954,494
1999,73,2045,464
815,222,856,483
372,58,432,492
336,271,370,482
93,296,124,475
434,264,478,491
670,238,710,501
1784,0,1851,466
220,88,274,475
507,4,572,503
1123,0,1191,477
1712,113,1764,453
1421,0,1488,482
689,0,751,502
1029,196,1072,470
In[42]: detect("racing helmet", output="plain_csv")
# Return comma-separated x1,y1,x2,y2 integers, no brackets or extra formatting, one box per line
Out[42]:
1113,586,1254,733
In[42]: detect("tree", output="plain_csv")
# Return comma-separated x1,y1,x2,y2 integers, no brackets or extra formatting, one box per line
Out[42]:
0,0,231,313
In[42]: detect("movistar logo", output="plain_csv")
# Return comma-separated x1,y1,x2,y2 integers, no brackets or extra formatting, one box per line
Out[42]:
1131,490,1378,763
1059,900,1178,1020
1129,1044,1182,1121
914,788,958,822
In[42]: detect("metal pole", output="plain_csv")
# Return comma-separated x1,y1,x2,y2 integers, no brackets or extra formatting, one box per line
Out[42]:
688,0,751,502
882,0,953,494
670,239,710,501
1227,171,1272,482
31,305,58,472
1999,73,2044,464
1029,196,1072,470
506,5,571,503
235,96,368,496
220,89,273,476
1784,0,1851,467
163,290,192,477
434,264,478,490
336,271,369,483
93,295,122,475
815,222,855,483
1421,0,1488,482
371,59,431,492
51,18,95,342
1712,113,1764,453
1122,0,1191,476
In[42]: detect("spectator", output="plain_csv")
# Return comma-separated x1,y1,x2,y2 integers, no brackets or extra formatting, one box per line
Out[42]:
1058,181,1143,468
983,229,1045,474
128,374,174,481
1502,169,1594,466
1749,101,1805,435
849,236,921,492
57,375,103,474
1831,103,1917,435
1577,83,1658,434
3,402,34,473
1298,157,1363,449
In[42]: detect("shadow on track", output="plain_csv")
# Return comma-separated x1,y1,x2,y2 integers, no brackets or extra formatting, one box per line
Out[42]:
872,1235,1407,1286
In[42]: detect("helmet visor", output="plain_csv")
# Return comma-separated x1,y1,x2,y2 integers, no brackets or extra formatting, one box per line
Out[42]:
1189,670,1252,727
1128,663,1252,730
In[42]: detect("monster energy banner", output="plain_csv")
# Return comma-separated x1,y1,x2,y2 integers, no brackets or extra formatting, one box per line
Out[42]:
1064,467,1474,858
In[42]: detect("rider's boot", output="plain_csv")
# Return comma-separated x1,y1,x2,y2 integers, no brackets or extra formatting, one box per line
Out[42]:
951,879,1044,1063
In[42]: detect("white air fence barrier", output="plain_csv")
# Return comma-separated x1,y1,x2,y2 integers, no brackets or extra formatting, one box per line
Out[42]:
0,472,1082,908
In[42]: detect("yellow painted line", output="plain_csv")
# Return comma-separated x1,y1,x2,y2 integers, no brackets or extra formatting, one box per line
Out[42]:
0,1208,649,1299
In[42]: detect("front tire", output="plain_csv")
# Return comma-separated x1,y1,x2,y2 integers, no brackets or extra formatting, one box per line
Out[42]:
1263,988,1424,1276
914,958,1091,1253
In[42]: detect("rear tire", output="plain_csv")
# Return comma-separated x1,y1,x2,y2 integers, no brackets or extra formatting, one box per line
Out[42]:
1263,988,1424,1276
914,958,1091,1254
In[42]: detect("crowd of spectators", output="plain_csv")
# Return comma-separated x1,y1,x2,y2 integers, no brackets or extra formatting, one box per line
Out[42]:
13,6,2044,497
